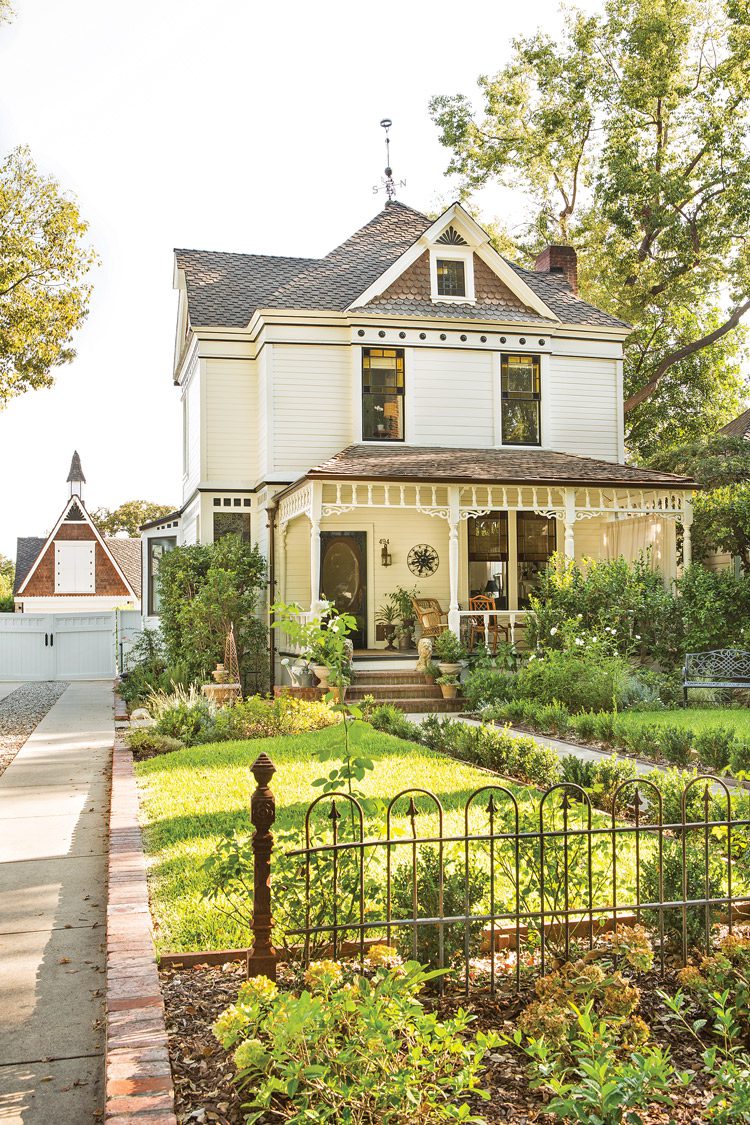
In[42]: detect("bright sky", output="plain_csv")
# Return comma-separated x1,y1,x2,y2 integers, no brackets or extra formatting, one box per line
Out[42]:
0,0,583,560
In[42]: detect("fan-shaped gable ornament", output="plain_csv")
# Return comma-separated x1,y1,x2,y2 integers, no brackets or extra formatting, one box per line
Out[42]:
436,225,468,246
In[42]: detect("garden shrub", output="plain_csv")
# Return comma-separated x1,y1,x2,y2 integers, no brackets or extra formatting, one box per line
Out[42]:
213,955,498,1123
125,729,184,758
678,934,750,1041
641,835,725,954
621,722,663,759
211,695,338,741
516,649,632,713
391,847,488,969
729,740,750,776
590,711,617,746
118,629,193,708
695,726,736,771
366,704,421,743
676,563,750,653
148,685,217,746
463,667,518,710
568,710,598,741
526,553,680,668
656,725,694,766
158,536,268,694
589,755,638,813
536,701,571,737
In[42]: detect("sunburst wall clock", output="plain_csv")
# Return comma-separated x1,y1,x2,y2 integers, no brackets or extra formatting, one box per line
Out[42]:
407,544,439,577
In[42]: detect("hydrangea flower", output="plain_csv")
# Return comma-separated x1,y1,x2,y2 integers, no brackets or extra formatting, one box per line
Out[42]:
233,1037,268,1072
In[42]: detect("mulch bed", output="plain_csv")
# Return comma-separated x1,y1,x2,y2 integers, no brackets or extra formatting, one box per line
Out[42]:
160,960,715,1124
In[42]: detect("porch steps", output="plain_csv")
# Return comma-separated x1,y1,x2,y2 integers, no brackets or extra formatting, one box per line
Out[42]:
349,668,465,714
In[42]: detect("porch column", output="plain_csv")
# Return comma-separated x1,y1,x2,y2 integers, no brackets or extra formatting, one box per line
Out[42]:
278,521,288,601
563,488,576,563
309,482,322,610
682,495,693,571
448,486,460,636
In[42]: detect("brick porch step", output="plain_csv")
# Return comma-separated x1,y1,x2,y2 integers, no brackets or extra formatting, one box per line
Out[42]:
348,683,442,700
348,668,465,713
350,671,434,685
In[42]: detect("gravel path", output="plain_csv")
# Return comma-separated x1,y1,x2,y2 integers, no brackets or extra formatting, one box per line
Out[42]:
0,681,69,778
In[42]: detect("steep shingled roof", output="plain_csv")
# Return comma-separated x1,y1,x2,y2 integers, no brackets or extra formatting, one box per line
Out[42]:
175,201,630,330
106,539,142,598
720,407,750,439
304,444,697,489
13,537,46,594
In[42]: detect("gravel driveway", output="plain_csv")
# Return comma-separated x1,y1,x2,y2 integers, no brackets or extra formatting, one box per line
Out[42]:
0,682,69,778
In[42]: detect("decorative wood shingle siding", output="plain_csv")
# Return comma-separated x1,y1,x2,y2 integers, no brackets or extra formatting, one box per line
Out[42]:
22,524,130,598
410,348,495,447
271,345,351,476
205,358,258,484
545,356,619,462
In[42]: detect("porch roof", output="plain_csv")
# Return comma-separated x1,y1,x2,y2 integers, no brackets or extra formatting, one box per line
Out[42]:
303,444,698,491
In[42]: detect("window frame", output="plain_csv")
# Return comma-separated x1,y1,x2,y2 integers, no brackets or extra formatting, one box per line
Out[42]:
361,346,406,443
429,245,475,304
147,535,177,617
500,353,542,447
213,510,252,543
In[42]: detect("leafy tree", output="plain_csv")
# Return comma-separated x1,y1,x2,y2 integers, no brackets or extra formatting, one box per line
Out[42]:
646,433,750,488
157,536,268,693
430,0,750,453
692,484,750,572
0,552,14,612
93,500,175,538
0,146,97,406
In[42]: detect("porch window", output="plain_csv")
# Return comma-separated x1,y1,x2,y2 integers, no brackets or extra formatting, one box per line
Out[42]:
436,258,466,297
362,348,404,442
501,354,541,446
468,512,508,608
517,512,556,607
213,512,251,543
147,536,176,616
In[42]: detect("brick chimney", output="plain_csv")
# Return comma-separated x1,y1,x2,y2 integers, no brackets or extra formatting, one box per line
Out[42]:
534,245,578,295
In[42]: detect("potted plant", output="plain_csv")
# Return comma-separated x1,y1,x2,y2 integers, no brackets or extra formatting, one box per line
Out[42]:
391,585,419,647
436,674,460,699
423,660,442,682
433,630,466,676
375,600,399,650
271,600,357,693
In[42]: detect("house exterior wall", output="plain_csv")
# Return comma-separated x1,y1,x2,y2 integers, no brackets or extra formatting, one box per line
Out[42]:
271,343,352,476
204,356,258,486
546,354,619,462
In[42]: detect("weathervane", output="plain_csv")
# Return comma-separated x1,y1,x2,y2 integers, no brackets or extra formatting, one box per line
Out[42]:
373,118,406,201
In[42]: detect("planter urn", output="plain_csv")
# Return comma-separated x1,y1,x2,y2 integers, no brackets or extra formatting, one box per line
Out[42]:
438,662,462,676
311,664,331,691
439,682,459,699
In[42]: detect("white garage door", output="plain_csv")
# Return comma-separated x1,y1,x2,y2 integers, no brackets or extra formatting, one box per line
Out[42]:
0,612,117,681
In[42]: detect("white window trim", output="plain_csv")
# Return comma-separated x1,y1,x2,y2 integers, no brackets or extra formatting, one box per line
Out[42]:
429,246,475,305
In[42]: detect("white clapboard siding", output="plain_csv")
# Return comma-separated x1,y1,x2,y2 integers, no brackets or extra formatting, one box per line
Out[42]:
205,358,258,483
283,517,311,607
271,345,352,474
546,356,619,461
183,370,201,495
54,541,95,593
410,348,495,447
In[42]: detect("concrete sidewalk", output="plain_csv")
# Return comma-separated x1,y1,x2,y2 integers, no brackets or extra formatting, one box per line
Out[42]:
0,681,114,1124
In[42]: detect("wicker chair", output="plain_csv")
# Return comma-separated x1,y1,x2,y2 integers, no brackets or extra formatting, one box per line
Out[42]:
411,597,449,639
467,595,509,653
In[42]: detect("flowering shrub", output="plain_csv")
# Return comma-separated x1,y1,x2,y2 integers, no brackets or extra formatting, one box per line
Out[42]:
213,954,498,1123
516,648,633,713
677,934,750,1040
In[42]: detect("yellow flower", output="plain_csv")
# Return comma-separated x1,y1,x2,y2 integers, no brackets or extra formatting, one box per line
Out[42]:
238,976,278,1004
233,1037,268,1072
365,944,402,969
304,960,343,990
213,1004,248,1048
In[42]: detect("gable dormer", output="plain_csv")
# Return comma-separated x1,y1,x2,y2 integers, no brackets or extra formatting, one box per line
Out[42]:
347,202,558,321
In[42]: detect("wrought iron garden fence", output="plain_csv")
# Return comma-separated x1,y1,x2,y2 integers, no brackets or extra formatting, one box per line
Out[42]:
246,753,750,991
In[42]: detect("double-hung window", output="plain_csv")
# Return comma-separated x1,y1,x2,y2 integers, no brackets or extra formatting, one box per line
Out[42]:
362,348,404,442
436,258,466,297
501,354,541,446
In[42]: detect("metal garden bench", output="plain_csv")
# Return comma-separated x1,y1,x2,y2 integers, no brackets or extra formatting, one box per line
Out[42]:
682,649,750,705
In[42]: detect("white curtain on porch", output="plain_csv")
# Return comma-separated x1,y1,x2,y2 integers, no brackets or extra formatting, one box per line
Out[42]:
602,516,676,578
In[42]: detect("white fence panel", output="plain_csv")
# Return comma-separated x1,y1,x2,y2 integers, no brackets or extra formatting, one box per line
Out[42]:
0,610,131,681
0,615,54,680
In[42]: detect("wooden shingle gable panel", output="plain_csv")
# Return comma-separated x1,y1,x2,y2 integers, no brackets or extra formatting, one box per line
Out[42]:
16,496,138,599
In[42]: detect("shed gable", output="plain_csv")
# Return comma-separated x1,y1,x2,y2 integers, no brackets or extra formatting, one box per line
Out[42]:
22,523,132,598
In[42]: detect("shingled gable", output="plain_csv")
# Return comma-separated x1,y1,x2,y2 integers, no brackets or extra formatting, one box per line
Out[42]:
347,202,557,322
16,494,138,599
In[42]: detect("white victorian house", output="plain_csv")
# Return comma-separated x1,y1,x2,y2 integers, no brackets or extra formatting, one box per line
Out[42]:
142,199,696,674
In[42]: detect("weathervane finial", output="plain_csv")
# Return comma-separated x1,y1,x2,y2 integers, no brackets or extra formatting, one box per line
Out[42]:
373,118,405,202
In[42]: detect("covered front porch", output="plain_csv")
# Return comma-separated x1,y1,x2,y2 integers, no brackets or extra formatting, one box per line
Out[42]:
272,446,696,655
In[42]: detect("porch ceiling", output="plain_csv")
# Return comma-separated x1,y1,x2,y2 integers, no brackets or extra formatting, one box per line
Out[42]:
304,444,698,491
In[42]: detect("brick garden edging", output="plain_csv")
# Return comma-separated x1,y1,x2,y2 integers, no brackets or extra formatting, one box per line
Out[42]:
106,740,177,1124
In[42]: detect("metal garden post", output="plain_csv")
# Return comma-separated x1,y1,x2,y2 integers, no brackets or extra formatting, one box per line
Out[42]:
247,752,278,980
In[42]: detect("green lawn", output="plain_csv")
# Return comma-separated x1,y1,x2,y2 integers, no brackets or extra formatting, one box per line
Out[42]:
614,707,750,738
135,723,548,954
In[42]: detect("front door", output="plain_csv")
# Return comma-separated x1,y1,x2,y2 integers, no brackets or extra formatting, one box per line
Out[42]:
320,532,367,649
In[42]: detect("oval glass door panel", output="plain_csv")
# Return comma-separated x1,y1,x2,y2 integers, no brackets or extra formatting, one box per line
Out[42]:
322,542,360,610
319,531,367,649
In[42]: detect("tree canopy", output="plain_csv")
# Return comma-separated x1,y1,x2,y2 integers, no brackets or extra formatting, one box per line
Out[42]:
0,146,97,407
0,552,14,612
94,501,175,538
430,0,750,455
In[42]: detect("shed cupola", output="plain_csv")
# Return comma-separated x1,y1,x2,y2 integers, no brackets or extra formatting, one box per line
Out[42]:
66,450,86,500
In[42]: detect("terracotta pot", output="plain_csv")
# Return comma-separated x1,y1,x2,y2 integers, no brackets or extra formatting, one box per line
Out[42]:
439,682,458,699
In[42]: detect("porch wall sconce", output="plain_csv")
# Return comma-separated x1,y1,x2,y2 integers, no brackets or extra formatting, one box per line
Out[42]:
379,538,393,567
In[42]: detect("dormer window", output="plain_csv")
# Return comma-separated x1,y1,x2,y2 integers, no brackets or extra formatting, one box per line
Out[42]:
436,259,466,298
429,239,475,304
